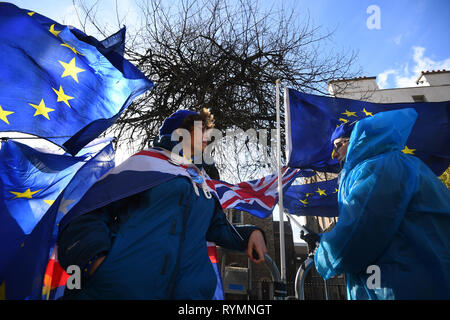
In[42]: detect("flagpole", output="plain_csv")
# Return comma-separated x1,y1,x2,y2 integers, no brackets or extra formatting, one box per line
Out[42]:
276,79,287,285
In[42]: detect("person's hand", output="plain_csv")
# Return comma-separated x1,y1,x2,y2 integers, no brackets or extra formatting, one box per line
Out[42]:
247,230,267,264
88,256,106,276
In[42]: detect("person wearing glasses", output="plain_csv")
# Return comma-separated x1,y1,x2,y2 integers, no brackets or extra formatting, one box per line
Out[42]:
314,108,450,300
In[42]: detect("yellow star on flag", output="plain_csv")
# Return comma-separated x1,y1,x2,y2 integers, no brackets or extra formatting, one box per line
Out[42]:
339,118,348,124
29,99,54,120
299,199,308,205
306,193,313,197
342,109,357,117
27,11,35,16
333,188,339,194
362,108,373,117
59,57,85,83
0,105,14,124
316,187,327,196
402,146,416,155
52,85,74,108
61,43,83,55
9,188,41,199
43,200,55,206
49,24,61,37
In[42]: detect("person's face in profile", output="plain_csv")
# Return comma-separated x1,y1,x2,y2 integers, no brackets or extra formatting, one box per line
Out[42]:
332,137,350,163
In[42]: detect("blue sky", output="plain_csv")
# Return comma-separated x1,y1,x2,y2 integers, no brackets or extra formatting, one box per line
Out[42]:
10,0,450,90
290,0,450,88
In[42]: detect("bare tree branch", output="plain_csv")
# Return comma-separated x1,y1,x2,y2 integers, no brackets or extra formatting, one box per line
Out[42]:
77,0,360,179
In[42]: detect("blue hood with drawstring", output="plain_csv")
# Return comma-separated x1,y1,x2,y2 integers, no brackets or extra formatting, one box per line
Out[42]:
315,108,450,300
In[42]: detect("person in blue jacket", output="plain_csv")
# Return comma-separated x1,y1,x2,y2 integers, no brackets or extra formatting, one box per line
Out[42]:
314,108,450,299
57,108,267,299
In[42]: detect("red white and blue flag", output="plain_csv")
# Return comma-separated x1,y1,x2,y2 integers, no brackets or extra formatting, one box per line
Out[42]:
207,167,300,218
60,148,300,227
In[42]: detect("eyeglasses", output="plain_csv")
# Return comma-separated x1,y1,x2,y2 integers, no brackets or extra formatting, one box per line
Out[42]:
333,139,349,151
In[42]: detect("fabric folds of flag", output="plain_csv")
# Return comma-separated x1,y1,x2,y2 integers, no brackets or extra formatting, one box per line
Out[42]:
284,178,339,217
42,245,69,300
286,89,450,175
0,139,115,299
0,3,153,155
207,167,301,218
62,149,302,231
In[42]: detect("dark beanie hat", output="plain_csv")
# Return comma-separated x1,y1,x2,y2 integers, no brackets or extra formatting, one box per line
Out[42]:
159,110,198,136
330,120,357,144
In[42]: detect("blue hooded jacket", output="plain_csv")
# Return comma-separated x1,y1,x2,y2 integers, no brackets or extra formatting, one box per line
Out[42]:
57,155,263,300
315,108,450,299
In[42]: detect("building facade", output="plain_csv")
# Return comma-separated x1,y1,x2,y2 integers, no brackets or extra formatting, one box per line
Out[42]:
217,70,449,300
328,69,450,103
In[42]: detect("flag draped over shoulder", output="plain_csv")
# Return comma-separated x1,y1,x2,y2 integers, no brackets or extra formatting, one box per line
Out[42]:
284,178,339,217
61,149,303,231
0,3,153,155
286,88,450,175
0,139,115,300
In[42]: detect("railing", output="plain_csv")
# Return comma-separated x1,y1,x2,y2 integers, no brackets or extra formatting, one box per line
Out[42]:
288,219,333,300
218,248,285,300
294,255,330,300
218,223,346,300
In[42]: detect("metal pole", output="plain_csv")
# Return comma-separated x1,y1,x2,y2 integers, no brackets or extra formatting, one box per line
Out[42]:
276,79,286,285
285,211,311,236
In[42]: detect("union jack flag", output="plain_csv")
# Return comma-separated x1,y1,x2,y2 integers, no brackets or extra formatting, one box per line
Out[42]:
208,167,300,218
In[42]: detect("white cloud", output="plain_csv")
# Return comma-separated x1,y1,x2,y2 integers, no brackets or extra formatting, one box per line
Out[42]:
377,69,396,89
377,46,450,89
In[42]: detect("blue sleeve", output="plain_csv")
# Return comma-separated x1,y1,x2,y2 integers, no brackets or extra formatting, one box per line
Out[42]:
314,155,416,279
57,206,113,272
206,204,266,251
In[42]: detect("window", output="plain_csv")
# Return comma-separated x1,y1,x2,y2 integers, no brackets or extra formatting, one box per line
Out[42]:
231,210,244,225
412,95,426,103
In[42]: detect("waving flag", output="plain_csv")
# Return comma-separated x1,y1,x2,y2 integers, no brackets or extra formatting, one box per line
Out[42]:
284,178,339,217
0,3,153,155
42,245,69,300
207,168,301,218
0,139,114,300
286,89,450,175
0,140,109,235
62,149,303,229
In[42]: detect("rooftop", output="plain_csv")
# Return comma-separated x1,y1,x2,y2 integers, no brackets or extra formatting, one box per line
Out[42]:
328,76,376,84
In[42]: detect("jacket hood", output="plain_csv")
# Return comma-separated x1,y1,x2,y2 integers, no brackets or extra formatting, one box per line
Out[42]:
343,108,418,172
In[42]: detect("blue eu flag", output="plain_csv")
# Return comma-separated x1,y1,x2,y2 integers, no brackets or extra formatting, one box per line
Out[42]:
0,139,115,299
0,3,153,155
286,89,450,175
284,178,339,217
